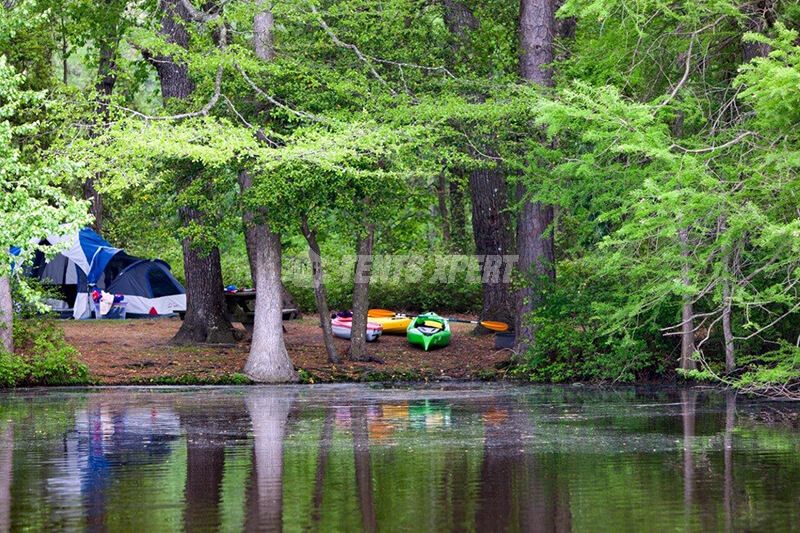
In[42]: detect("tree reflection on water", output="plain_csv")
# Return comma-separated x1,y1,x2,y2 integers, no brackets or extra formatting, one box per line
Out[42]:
1,385,799,532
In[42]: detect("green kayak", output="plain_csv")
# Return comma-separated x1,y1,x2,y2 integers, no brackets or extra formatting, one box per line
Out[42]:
407,312,451,351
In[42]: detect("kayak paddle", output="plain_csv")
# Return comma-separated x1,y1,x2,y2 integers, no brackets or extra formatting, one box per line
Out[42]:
446,318,509,332
367,308,397,318
368,309,509,332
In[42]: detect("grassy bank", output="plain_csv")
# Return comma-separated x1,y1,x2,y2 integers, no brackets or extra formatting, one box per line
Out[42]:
2,318,796,397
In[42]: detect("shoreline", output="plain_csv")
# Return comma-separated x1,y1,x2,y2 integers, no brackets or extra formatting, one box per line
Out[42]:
54,316,512,385
7,318,762,393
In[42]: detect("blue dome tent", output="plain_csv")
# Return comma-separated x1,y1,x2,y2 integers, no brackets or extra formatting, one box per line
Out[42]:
30,228,186,319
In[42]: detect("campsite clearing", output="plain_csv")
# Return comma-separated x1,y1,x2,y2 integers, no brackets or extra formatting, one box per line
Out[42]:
59,317,511,384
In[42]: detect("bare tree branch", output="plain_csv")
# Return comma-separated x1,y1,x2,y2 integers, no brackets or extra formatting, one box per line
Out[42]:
657,37,695,110
116,24,226,120
235,63,325,123
179,0,218,22
671,131,755,154
308,3,396,95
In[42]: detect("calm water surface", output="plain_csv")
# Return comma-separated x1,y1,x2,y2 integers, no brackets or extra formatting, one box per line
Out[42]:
0,383,799,532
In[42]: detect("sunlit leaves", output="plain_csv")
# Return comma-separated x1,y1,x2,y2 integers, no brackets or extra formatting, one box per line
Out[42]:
737,24,800,132
0,58,89,276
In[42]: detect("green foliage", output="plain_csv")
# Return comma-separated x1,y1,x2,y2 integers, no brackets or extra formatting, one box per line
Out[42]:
3,0,800,393
0,0,56,91
737,24,800,132
511,264,665,383
0,54,89,278
734,342,800,390
128,373,252,385
10,277,64,319
507,6,800,388
284,252,481,313
27,341,89,385
0,350,30,387
677,368,718,382
0,319,90,387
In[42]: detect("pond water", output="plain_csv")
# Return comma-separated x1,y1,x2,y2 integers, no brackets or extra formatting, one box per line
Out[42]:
0,384,799,532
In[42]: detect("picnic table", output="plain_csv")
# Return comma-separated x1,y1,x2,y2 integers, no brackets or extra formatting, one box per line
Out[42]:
225,290,300,331
178,290,300,332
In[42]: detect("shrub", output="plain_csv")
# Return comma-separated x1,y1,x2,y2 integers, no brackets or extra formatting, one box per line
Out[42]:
0,351,30,387
511,263,665,383
2,319,90,387
284,254,482,314
27,343,89,385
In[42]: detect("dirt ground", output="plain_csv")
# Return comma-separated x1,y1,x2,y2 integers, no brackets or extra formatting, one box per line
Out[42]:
59,316,514,384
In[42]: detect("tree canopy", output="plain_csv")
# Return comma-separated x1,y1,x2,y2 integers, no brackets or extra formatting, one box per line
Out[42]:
1,0,799,392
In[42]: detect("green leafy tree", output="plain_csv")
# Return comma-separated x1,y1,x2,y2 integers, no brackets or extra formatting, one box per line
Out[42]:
0,56,89,353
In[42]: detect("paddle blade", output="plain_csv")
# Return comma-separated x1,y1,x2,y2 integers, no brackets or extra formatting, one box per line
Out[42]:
481,321,509,332
368,308,397,318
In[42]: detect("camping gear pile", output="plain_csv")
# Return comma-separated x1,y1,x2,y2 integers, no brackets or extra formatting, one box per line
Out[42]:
29,228,186,319
91,290,127,319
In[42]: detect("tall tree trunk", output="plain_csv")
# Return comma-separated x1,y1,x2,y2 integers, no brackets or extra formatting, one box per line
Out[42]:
719,217,736,373
238,170,260,288
151,0,233,345
60,15,68,85
470,164,515,329
722,276,735,373
240,0,275,290
519,0,556,86
349,223,375,361
152,0,195,101
0,275,13,354
241,170,300,304
82,182,103,233
437,173,451,245
441,0,474,257
449,173,469,253
515,197,555,349
84,32,118,232
301,215,340,364
240,1,296,379
173,209,234,345
239,183,300,311
443,2,515,322
244,225,296,381
442,0,479,51
254,2,275,61
742,0,775,62
515,0,557,351
679,227,696,370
